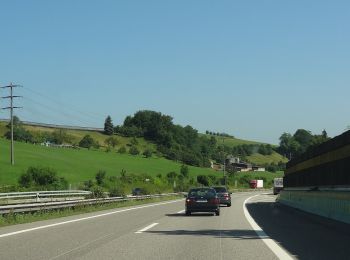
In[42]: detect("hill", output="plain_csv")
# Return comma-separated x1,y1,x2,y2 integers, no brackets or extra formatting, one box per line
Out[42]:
201,133,287,165
0,121,156,153
199,133,261,147
0,138,217,187
0,120,287,168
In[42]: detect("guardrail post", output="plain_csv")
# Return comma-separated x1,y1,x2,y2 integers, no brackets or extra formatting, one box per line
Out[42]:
36,193,40,203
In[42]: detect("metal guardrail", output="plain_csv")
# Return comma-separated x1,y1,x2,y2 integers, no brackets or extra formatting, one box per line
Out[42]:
0,190,92,204
0,193,183,214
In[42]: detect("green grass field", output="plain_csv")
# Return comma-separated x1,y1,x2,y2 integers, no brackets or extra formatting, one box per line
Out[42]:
200,134,287,164
0,121,287,190
0,138,217,187
199,133,262,147
247,152,288,165
0,122,156,153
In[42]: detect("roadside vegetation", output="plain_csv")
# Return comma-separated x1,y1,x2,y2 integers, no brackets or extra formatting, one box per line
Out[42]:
0,110,328,194
0,195,181,228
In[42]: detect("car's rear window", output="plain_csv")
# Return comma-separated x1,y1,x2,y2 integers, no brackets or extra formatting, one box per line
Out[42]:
213,187,227,193
188,189,216,198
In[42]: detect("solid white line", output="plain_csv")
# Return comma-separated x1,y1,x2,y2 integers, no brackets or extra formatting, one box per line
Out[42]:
0,199,183,239
177,210,185,214
243,195,294,260
135,223,159,234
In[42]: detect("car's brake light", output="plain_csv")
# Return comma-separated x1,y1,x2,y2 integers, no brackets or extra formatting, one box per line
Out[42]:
186,198,195,204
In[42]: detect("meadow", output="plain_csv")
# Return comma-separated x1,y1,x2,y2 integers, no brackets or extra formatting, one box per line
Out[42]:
0,138,216,187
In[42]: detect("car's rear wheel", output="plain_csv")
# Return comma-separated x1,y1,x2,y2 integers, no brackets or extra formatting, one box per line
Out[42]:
185,211,191,216
215,210,220,216
227,203,231,207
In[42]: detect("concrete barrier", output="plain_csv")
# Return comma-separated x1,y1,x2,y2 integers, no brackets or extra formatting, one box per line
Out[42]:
278,189,350,224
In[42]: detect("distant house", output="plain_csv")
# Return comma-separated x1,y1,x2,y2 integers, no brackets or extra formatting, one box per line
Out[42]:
225,156,264,172
252,166,266,172
40,141,73,149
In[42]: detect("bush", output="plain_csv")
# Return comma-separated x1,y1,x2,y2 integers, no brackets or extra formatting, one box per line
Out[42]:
129,146,140,155
197,175,209,186
143,148,153,158
109,186,126,197
90,186,106,198
79,135,97,149
118,146,127,154
18,166,67,190
95,170,106,185
180,165,189,178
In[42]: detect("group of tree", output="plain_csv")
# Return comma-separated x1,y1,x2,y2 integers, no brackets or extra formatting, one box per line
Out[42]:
80,165,194,197
113,110,218,167
277,129,330,159
18,166,68,190
3,116,76,145
205,131,234,138
79,135,100,149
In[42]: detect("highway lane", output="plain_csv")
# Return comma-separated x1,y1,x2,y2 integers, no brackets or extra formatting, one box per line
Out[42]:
0,191,348,259
246,194,350,260
0,192,279,260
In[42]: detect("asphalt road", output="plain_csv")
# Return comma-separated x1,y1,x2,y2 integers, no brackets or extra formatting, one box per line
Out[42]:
0,192,349,260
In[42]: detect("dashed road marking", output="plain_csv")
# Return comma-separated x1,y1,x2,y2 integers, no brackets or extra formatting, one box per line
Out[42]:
0,199,183,239
135,223,159,234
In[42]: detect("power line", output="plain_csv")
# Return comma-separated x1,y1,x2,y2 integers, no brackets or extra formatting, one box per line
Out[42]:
23,96,95,127
1,83,23,165
22,87,105,122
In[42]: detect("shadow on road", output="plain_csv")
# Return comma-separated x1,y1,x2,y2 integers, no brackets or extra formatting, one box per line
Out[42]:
246,201,350,260
146,229,267,239
166,213,215,217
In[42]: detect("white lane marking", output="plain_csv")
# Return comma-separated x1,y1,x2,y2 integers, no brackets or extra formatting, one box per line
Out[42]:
243,195,294,260
135,223,159,234
177,210,185,214
0,199,183,239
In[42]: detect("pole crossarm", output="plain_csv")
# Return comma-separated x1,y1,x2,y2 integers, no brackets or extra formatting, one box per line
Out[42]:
2,96,22,99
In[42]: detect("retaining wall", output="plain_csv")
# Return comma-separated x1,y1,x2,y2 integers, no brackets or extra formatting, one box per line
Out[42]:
279,189,350,224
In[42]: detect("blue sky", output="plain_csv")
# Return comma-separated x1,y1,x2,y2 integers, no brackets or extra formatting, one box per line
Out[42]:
0,0,349,144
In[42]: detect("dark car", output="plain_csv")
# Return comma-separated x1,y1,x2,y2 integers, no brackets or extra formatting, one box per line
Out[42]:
185,188,220,216
132,188,144,196
212,186,231,207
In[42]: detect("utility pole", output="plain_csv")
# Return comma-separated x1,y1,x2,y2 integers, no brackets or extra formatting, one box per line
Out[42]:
1,83,22,165
222,137,227,187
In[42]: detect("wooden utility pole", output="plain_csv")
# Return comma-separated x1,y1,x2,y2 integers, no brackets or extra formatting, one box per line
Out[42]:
1,83,22,165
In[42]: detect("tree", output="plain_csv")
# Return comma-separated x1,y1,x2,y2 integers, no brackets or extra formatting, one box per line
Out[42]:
197,175,209,186
143,148,153,158
79,135,96,149
5,116,33,143
166,171,178,183
95,170,106,185
104,116,114,135
293,129,313,154
180,165,189,178
50,129,73,144
118,146,127,154
130,137,139,146
104,136,119,148
129,146,140,155
18,166,67,189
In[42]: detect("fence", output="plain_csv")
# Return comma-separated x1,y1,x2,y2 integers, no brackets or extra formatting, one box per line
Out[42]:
0,192,183,214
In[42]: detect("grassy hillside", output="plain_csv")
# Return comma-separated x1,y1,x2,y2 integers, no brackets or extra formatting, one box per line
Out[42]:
0,122,287,189
247,152,288,165
0,122,156,153
0,138,216,187
201,133,287,165
200,134,261,147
